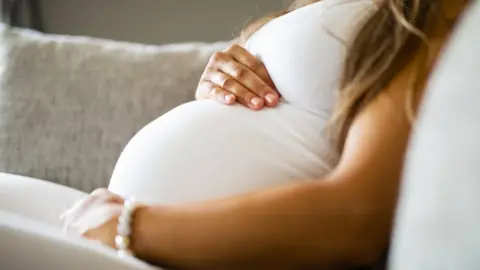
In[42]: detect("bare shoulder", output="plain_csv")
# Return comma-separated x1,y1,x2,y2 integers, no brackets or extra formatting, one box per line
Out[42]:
329,46,442,207
335,36,451,182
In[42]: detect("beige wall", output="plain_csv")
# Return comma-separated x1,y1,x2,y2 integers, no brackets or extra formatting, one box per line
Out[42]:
38,0,290,44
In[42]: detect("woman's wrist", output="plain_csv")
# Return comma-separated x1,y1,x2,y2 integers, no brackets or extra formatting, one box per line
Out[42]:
130,205,157,262
130,204,173,265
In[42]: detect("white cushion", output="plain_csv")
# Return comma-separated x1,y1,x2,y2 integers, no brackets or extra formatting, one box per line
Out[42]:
0,173,160,269
389,2,480,269
0,172,86,226
0,210,160,270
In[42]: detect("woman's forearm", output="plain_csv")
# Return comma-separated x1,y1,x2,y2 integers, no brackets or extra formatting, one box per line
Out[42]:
131,178,389,269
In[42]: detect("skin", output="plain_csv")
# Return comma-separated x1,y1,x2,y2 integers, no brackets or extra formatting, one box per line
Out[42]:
74,55,422,269
194,0,381,111
61,1,468,269
65,61,417,269
196,44,280,110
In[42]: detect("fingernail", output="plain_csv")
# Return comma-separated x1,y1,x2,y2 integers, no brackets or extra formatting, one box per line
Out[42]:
265,93,277,104
250,97,263,107
224,94,235,103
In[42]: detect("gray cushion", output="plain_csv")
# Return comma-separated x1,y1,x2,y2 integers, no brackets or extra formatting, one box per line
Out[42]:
0,25,229,191
389,2,480,269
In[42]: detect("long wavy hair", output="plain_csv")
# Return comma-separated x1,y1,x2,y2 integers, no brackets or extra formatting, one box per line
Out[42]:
241,0,466,149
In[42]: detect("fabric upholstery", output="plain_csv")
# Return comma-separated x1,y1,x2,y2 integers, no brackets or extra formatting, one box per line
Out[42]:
389,2,480,269
0,172,86,226
0,25,229,191
0,172,160,269
0,211,159,270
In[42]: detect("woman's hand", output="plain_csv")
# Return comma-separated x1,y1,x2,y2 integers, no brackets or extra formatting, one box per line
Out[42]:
59,188,124,249
196,44,280,110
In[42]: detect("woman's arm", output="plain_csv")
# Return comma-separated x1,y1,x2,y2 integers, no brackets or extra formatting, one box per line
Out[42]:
131,65,419,269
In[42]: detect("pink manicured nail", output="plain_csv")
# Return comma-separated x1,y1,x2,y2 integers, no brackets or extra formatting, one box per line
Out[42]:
250,97,263,107
265,93,277,104
224,94,235,103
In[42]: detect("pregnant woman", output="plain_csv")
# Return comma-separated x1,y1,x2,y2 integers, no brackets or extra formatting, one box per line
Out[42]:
0,0,469,269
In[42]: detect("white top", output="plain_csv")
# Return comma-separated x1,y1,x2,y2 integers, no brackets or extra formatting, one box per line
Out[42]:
108,0,375,204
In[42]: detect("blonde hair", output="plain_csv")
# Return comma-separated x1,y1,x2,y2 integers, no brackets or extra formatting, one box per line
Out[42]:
239,0,319,44
241,0,463,150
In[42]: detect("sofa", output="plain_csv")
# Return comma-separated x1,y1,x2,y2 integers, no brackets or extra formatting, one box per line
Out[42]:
0,24,231,270
1,1,479,269
0,24,229,191
388,2,480,269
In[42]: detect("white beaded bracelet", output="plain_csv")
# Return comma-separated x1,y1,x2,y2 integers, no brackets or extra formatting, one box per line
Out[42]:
115,197,138,257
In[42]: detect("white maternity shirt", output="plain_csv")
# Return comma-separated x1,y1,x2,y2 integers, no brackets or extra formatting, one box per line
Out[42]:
109,0,375,204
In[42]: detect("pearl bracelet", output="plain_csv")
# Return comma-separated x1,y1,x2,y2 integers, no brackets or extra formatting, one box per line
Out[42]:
115,197,138,257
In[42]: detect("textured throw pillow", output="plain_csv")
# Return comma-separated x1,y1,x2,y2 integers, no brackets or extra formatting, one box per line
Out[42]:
389,2,480,270
0,25,228,191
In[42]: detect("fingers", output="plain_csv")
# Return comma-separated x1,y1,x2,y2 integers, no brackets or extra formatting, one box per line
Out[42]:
204,71,265,110
224,44,276,90
60,188,123,233
212,51,279,107
195,45,280,109
59,190,99,225
197,80,236,105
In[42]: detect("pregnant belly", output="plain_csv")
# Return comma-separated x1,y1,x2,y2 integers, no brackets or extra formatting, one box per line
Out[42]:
109,100,339,204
